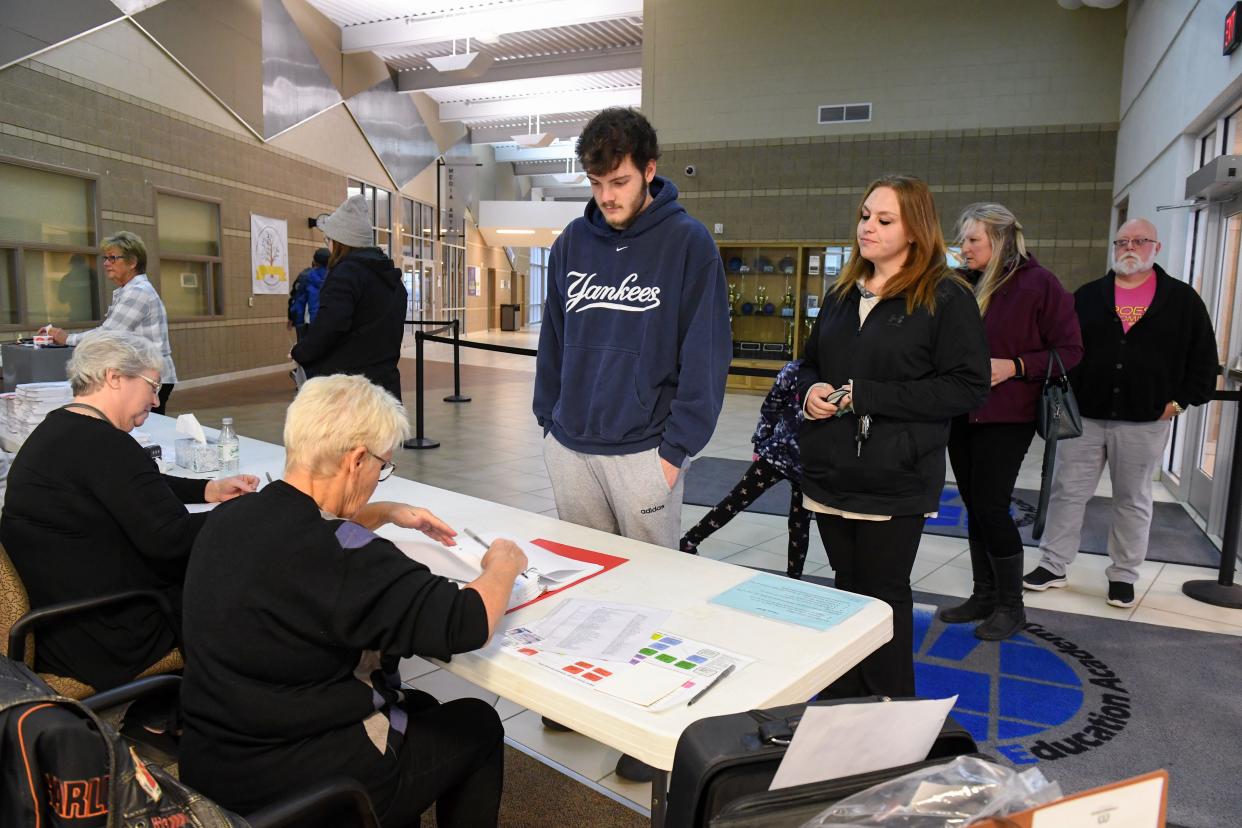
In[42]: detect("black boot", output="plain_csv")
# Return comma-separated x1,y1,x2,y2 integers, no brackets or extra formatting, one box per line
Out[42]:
938,542,995,623
975,554,1026,641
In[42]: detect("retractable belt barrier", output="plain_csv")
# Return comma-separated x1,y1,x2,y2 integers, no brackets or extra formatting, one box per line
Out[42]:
1182,387,1242,609
401,329,778,450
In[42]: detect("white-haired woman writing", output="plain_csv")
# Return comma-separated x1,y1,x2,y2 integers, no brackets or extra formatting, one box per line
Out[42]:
179,374,526,827
0,330,256,692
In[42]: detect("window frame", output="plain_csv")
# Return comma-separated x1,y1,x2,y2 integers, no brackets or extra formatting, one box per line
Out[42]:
346,178,393,256
0,156,103,332
151,185,224,320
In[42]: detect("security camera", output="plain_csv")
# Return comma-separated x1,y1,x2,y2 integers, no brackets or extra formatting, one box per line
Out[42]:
684,164,697,177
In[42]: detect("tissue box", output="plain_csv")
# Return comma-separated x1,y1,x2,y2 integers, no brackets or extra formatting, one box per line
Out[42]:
175,438,219,473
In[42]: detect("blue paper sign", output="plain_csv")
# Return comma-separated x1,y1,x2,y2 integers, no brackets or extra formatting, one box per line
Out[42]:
709,572,871,631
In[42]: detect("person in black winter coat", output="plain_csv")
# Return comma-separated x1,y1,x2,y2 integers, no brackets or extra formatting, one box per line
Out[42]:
292,195,408,401
798,175,990,700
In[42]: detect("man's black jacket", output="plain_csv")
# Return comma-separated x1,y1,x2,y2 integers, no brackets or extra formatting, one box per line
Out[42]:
1069,264,1218,422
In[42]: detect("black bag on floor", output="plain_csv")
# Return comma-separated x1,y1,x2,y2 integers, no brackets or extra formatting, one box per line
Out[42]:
665,696,977,828
0,656,247,828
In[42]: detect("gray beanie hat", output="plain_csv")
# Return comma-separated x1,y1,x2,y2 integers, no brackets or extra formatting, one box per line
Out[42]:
317,194,374,248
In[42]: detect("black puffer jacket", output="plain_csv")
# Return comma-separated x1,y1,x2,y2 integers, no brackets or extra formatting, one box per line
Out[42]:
797,277,990,516
292,248,407,400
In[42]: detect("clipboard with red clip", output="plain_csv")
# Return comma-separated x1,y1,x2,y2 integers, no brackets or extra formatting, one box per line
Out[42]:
505,538,628,613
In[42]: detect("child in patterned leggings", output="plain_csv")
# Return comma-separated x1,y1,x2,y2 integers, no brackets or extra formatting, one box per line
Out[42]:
680,360,812,578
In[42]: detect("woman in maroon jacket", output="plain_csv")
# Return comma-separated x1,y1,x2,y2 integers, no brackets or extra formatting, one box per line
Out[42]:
940,204,1082,640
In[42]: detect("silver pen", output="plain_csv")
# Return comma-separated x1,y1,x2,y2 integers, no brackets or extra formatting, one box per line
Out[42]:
687,663,736,706
463,527,531,580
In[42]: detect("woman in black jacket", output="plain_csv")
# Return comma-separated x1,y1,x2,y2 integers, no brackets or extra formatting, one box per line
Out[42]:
798,175,990,698
292,194,408,401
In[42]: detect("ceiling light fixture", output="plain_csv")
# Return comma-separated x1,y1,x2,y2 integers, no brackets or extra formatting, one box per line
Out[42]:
496,228,537,235
553,157,586,185
512,114,554,148
426,37,493,77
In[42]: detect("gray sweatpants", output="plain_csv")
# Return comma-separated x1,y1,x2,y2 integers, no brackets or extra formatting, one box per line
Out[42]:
1037,416,1170,584
542,435,685,550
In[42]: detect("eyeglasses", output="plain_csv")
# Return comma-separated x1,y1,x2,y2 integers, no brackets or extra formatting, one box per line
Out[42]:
368,450,395,481
101,254,130,263
133,374,161,394
1112,238,1156,250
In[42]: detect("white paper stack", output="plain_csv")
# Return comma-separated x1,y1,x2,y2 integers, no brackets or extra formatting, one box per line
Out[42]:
0,393,17,444
12,381,73,442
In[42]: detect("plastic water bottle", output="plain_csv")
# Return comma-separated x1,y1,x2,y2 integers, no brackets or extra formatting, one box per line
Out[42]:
218,417,239,475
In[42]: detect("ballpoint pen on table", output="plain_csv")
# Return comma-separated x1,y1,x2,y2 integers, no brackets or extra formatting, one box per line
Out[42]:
463,527,531,580
687,663,736,706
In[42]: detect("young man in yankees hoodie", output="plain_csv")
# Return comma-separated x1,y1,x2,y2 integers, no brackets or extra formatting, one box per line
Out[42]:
534,107,731,557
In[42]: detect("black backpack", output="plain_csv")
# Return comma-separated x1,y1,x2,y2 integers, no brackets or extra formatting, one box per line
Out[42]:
0,656,247,828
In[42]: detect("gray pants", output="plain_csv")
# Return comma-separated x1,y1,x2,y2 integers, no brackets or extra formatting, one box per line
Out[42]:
542,435,685,550
1037,417,1170,584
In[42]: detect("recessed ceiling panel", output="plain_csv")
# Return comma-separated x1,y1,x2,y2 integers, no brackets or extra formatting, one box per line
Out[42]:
345,75,439,187
134,0,264,133
262,0,341,138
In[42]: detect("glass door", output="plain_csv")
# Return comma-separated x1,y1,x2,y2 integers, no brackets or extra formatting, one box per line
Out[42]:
1187,207,1241,525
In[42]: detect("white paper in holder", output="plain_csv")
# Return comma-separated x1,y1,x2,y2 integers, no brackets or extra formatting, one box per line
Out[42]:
176,413,208,444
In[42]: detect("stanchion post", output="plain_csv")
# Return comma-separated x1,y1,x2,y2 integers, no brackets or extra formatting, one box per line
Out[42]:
403,330,439,449
443,317,471,404
1183,393,1242,608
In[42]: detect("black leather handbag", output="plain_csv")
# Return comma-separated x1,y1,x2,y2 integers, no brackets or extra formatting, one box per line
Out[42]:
1037,348,1082,441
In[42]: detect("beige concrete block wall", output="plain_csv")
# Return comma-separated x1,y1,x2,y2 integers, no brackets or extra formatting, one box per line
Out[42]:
659,124,1119,292
0,61,344,380
0,53,521,379
643,0,1125,144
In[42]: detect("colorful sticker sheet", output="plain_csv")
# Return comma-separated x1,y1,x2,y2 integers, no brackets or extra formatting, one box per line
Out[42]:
500,629,752,710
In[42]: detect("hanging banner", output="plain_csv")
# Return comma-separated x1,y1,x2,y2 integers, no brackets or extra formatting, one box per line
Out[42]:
251,214,289,295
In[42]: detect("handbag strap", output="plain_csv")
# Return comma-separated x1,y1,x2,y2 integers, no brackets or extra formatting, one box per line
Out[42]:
1044,347,1068,384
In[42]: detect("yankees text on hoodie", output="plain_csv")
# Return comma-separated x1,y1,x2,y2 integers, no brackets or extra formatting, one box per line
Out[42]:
533,176,732,466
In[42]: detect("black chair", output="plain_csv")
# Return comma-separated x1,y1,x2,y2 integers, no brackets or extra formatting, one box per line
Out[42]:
84,675,381,828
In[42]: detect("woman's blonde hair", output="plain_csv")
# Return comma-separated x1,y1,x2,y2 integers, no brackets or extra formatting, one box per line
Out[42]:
955,202,1028,316
283,375,411,476
102,230,147,273
831,175,957,315
65,330,162,395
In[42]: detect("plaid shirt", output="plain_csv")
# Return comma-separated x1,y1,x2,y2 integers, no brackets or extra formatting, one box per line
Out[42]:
67,274,177,383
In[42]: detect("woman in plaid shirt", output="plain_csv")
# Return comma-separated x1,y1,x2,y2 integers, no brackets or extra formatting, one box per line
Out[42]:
45,231,178,413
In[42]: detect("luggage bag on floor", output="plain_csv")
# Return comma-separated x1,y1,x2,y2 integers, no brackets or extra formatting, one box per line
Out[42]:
665,696,978,828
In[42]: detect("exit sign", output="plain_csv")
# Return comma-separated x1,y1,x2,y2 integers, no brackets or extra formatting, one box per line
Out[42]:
1227,2,1241,55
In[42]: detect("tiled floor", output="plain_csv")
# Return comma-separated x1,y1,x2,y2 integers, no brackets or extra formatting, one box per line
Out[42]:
168,326,1242,819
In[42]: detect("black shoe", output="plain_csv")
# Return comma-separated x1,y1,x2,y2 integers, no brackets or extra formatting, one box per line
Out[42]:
1107,581,1136,608
541,716,572,732
974,604,1026,640
615,753,657,783
937,591,996,624
1023,566,1067,591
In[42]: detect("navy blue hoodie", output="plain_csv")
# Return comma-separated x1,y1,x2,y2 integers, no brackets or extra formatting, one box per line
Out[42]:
533,176,731,466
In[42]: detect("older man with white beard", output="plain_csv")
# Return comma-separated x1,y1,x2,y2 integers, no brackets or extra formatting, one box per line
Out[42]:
1024,219,1218,608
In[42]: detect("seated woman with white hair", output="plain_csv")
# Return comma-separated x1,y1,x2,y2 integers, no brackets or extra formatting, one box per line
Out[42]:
179,374,527,827
0,330,258,692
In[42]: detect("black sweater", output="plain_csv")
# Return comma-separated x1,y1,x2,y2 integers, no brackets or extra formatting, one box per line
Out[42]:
290,248,408,400
797,278,990,515
179,481,489,816
1070,266,1218,421
0,408,208,690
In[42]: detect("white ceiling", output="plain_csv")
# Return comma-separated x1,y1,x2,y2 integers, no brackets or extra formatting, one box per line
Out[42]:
304,0,641,139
